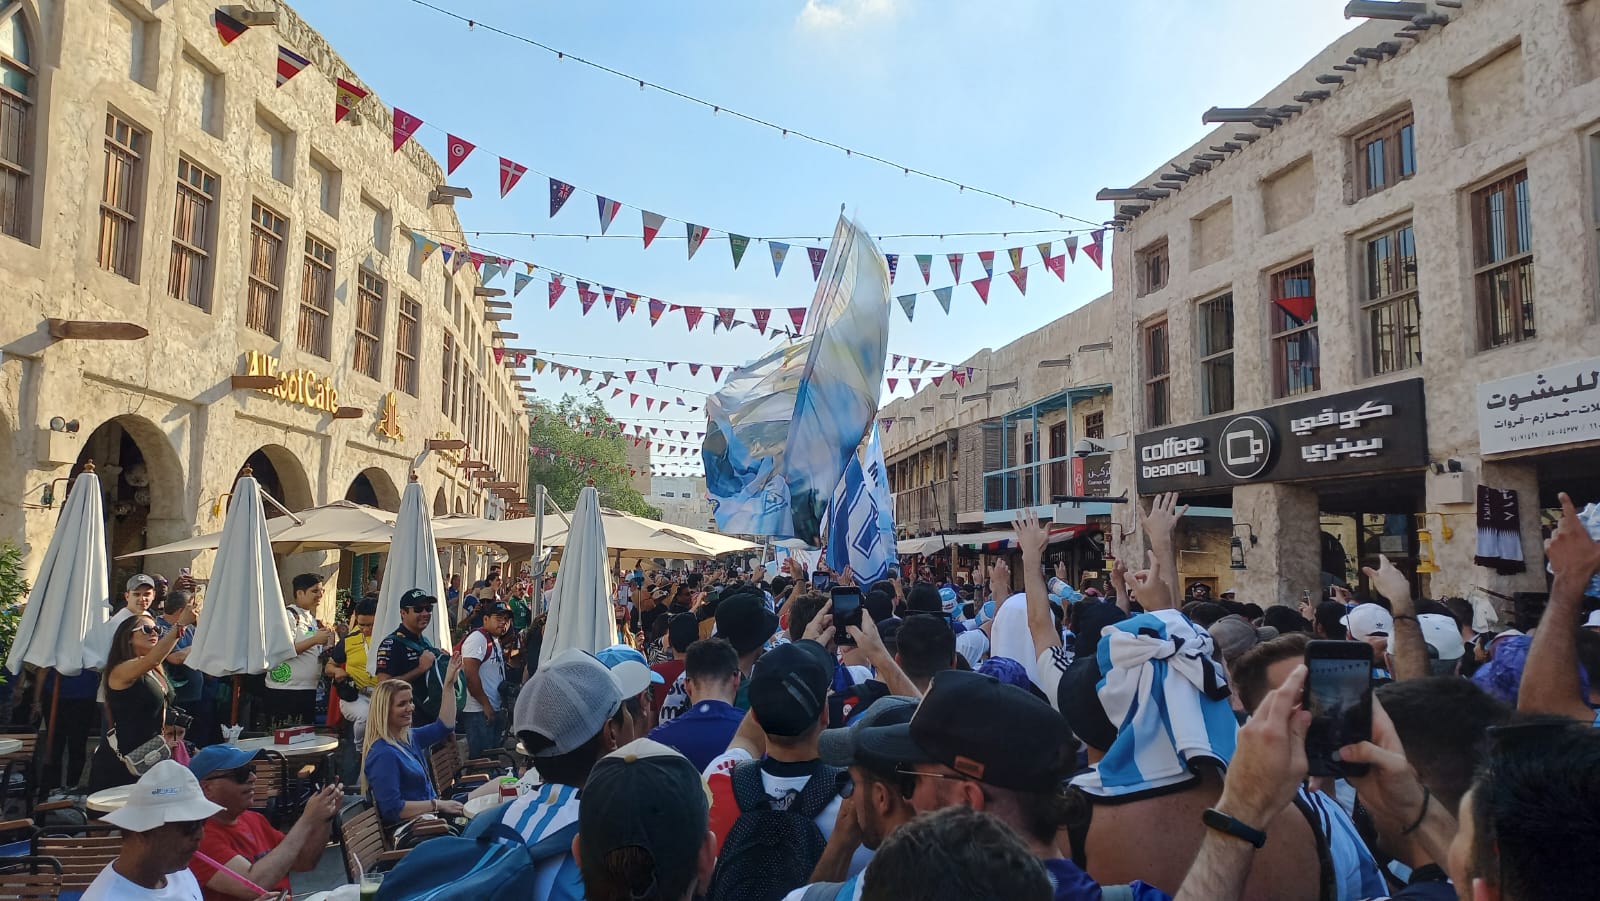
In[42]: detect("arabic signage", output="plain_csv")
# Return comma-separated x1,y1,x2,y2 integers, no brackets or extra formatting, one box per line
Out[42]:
1071,454,1112,497
1134,379,1427,493
241,351,339,414
1478,357,1600,454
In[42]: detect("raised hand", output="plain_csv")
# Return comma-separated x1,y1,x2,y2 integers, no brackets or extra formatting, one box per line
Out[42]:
1546,492,1600,582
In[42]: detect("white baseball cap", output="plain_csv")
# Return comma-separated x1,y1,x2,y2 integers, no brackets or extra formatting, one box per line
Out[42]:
101,760,223,832
1387,613,1465,661
1585,611,1600,630
1341,604,1394,641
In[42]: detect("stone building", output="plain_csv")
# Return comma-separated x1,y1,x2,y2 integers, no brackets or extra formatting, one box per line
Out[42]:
1105,0,1600,605
0,0,530,596
646,475,715,533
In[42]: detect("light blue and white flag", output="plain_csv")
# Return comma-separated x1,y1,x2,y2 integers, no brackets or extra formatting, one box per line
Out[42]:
825,426,895,585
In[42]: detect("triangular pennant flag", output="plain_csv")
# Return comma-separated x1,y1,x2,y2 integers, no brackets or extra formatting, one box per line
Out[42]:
647,368,659,384
648,298,666,326
1009,268,1029,295
897,294,916,322
482,260,505,284
1084,230,1106,269
533,359,547,374
596,196,622,234
1008,247,1024,271
615,296,629,322
915,254,932,285
276,45,310,87
1064,236,1079,262
978,250,995,277
892,354,902,369
601,286,616,308
683,306,705,331
909,378,922,391
973,277,992,304
625,371,636,384
711,366,724,381
392,108,423,152
807,247,827,281
641,211,665,249
967,367,976,380
525,262,535,275
906,357,918,371
886,253,899,283
953,369,967,387
468,251,486,272
549,179,576,217
645,398,656,412
451,248,468,273
577,281,597,315
788,308,806,331
666,362,676,373
493,348,504,365
769,242,790,276
1036,242,1053,264
947,253,963,282
334,78,368,123
686,223,710,260
215,9,249,44
446,134,475,174
513,271,532,296
498,157,528,198
630,393,639,407
729,234,750,269
932,374,945,387
548,276,566,308
887,377,898,392
934,286,953,313
752,308,770,332
1046,254,1066,281
717,308,736,329
411,232,437,263
688,363,701,377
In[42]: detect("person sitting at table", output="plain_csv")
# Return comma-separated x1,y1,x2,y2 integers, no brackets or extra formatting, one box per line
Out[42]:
361,656,467,827
89,606,197,793
186,744,342,901
83,760,219,900
326,596,381,785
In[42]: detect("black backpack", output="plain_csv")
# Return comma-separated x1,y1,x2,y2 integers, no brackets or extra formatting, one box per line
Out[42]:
707,759,842,901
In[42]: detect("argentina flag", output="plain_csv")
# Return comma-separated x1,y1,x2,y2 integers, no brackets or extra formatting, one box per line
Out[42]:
825,426,895,585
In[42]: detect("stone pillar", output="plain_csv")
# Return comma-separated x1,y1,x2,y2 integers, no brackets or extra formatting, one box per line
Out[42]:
1229,482,1322,607
1426,458,1544,601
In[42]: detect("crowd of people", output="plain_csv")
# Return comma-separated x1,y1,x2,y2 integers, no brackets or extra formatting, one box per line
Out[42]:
36,488,1600,900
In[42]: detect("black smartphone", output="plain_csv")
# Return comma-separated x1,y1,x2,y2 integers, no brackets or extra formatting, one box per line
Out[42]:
831,586,863,644
811,571,831,590
1303,640,1374,778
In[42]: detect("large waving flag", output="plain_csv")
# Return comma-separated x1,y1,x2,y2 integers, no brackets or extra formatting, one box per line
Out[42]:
703,214,891,541
825,426,895,585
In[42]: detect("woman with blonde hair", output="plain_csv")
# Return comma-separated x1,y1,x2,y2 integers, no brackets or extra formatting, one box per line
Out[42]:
360,655,465,825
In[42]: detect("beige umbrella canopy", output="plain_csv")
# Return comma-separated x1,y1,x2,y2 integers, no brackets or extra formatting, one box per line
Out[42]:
541,509,756,559
431,515,543,553
116,501,397,558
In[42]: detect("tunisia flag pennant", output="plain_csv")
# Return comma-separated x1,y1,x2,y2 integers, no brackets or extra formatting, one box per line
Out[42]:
641,211,665,249
887,377,898,392
934,286,953,313
770,242,790,276
953,369,967,387
916,254,933,284
1009,268,1029,295
807,247,827,281
1064,236,1079,263
686,224,710,260
717,308,736,330
648,298,666,325
683,306,705,331
549,276,566,308
973,277,992,304
711,366,724,381
496,158,527,197
886,253,899,283
549,179,576,217
596,196,623,234
788,308,806,331
1045,254,1066,281
897,294,916,322
729,235,750,269
446,134,474,174
334,78,368,123
752,308,771,332
1084,230,1106,269
978,250,995,277
1008,247,1024,271
392,108,423,152
947,253,963,282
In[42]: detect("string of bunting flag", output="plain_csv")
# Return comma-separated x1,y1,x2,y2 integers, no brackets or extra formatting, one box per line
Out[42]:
530,348,984,377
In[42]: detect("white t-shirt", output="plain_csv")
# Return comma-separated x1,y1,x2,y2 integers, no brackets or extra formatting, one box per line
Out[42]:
82,863,203,900
459,629,506,714
267,606,324,691
703,749,873,877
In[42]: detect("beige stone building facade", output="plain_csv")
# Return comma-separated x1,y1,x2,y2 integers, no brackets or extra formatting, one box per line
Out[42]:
1107,0,1600,606
0,0,530,595
647,475,715,533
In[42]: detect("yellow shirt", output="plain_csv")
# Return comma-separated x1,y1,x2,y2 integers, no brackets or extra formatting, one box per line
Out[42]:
337,632,378,690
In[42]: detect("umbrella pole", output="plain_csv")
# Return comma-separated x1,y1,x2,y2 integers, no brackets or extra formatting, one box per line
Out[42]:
44,676,59,797
230,675,241,726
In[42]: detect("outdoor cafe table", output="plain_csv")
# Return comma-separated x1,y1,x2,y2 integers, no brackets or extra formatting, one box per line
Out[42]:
0,739,22,757
233,733,341,757
86,785,131,813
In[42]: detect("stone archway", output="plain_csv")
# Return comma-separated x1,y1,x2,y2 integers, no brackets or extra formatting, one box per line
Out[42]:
241,445,315,518
453,497,464,515
74,414,187,578
344,467,400,512
433,487,448,516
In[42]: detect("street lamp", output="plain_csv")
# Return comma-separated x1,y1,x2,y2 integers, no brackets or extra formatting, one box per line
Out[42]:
1229,523,1258,571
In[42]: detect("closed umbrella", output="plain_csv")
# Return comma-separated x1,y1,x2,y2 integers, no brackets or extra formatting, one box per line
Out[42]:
542,486,617,658
369,475,451,675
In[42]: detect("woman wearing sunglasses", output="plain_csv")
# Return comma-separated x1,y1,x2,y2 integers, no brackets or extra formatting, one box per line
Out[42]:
89,604,197,792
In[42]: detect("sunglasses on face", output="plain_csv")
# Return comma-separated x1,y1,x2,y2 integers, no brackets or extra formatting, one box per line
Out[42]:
206,765,256,784
135,625,160,637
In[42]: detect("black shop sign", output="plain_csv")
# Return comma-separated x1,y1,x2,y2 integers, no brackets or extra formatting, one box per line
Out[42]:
1134,379,1427,493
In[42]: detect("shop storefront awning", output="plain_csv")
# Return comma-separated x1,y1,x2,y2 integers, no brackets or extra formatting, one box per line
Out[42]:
898,524,1096,555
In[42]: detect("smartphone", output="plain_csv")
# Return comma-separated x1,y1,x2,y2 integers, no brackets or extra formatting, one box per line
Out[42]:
830,586,863,644
1303,640,1374,778
811,571,831,590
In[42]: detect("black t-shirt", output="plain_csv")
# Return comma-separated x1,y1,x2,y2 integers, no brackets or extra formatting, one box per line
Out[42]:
374,626,426,683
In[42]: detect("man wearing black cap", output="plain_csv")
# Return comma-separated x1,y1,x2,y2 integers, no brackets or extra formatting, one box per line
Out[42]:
576,738,718,901
375,588,447,725
460,598,513,757
713,588,780,711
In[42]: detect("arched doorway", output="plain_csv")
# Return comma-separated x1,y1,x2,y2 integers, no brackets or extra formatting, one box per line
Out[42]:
240,446,314,518
343,467,400,512
453,497,464,515
433,488,447,516
73,415,186,579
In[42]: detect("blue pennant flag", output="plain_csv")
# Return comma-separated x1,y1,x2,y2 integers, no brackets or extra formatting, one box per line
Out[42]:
513,271,532,296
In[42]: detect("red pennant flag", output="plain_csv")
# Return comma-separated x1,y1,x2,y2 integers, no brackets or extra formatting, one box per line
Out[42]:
645,398,656,412
1064,236,1079,263
688,363,702,377
807,247,827,281
683,306,705,331
887,377,898,392
947,253,963,282
392,108,423,152
630,393,639,407
499,157,528,198
548,277,566,308
1084,230,1106,269
334,79,368,123
788,308,806,331
1045,254,1066,281
215,9,249,44
953,369,967,387
612,388,624,399
932,374,945,387
1009,268,1028,295
648,298,665,325
710,366,724,381
978,250,995,277
550,179,576,217
625,371,636,383
752,309,771,332
446,135,475,174
493,347,504,364
641,211,665,249
647,368,659,384
717,308,736,329
909,378,922,391
973,277,992,304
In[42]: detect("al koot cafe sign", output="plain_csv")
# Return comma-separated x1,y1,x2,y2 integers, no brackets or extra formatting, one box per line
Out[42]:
1135,379,1427,494
240,351,339,414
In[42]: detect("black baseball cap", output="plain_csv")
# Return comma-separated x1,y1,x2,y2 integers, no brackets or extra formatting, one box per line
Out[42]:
477,599,513,619
818,696,918,767
714,592,779,655
748,640,833,737
578,738,708,890
860,669,1075,792
399,588,437,610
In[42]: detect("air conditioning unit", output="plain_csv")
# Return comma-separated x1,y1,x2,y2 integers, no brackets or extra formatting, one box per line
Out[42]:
222,6,279,26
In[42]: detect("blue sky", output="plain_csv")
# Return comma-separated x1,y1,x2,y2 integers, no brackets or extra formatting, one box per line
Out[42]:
297,0,1359,474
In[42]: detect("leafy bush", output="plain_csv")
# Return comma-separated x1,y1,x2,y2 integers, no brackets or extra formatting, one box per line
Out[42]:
0,541,30,686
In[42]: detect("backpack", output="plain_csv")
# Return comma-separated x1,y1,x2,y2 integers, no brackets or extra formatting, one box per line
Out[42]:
375,820,578,901
392,632,449,721
707,760,842,901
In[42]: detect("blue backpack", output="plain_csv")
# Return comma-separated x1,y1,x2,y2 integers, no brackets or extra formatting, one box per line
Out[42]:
375,819,578,901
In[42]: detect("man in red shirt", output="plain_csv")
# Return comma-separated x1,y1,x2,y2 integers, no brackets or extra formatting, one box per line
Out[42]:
186,745,341,900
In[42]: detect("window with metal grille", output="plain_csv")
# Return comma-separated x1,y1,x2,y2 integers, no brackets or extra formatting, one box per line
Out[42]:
1353,110,1415,200
1137,240,1169,296
245,201,286,336
99,111,146,278
0,2,35,241
167,157,216,309
1144,319,1171,428
298,236,335,358
441,332,457,416
353,268,385,380
1083,411,1105,440
1197,293,1235,415
1362,222,1422,374
1471,170,1534,348
395,294,420,395
1269,259,1320,397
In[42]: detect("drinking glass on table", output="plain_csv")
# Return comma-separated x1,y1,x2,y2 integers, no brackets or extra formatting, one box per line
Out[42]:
360,872,384,900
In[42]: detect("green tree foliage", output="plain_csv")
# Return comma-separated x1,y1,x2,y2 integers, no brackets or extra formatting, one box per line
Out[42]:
527,395,662,519
0,541,29,686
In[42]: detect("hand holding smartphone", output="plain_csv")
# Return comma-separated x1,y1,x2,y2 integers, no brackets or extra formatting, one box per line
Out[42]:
830,586,863,644
1303,640,1374,778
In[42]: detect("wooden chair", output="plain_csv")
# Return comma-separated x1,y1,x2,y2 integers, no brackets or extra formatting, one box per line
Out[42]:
0,855,63,900
33,822,122,892
428,737,511,800
251,749,304,829
0,731,39,818
337,799,408,882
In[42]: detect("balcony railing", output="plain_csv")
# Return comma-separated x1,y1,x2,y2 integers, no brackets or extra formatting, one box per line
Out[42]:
982,455,1094,513
892,480,956,535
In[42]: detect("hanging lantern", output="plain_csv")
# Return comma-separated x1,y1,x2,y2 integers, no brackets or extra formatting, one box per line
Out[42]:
1416,527,1438,574
1229,537,1247,571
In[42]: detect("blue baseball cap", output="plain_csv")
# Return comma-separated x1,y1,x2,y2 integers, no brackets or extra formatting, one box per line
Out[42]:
596,644,666,699
187,744,259,781
938,587,958,614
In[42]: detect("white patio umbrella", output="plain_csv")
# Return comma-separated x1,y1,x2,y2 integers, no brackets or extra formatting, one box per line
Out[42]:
187,470,297,722
11,465,109,678
542,486,618,658
369,475,451,674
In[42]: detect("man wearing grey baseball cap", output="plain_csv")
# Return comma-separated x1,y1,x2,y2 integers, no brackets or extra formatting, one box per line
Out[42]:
464,648,634,897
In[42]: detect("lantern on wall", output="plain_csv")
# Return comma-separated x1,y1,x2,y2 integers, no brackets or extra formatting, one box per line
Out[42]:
1229,523,1257,571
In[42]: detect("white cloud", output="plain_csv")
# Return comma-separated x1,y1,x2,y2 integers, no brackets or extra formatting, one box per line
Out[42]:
797,0,899,32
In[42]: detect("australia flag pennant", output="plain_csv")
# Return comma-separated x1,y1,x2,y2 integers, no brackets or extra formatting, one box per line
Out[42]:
825,427,895,586
550,179,576,217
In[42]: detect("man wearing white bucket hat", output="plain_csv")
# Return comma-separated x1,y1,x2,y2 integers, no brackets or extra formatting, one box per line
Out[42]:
82,759,222,900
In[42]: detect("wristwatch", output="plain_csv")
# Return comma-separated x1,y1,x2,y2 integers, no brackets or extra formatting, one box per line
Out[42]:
1202,807,1267,848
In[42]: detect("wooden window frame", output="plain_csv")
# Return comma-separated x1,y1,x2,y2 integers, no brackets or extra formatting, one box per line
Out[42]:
1083,411,1105,440
441,332,457,416
394,294,420,396
1470,170,1535,348
1353,109,1416,200
167,156,217,309
1269,259,1321,398
0,1,35,241
1360,221,1422,375
1137,240,1170,297
1196,292,1236,416
353,268,386,381
298,235,335,358
1143,318,1171,428
99,111,146,279
245,200,286,336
